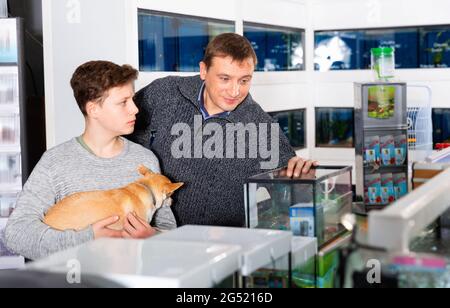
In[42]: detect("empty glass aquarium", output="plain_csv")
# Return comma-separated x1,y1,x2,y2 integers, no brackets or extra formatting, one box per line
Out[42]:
245,166,353,248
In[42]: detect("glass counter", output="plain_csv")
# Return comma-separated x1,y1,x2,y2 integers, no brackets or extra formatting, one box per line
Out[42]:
348,216,450,288
155,225,293,288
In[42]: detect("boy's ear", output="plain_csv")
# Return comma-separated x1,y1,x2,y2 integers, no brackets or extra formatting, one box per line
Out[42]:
85,101,98,118
138,165,153,176
165,182,184,194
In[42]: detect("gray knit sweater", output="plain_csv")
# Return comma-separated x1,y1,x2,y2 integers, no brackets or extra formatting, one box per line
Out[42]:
4,138,177,261
128,75,296,227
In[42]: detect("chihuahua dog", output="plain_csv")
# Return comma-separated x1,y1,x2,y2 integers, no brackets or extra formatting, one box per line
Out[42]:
43,165,183,231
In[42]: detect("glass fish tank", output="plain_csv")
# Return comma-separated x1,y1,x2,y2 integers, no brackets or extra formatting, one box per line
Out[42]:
432,108,450,148
315,108,354,148
269,109,306,150
245,166,353,248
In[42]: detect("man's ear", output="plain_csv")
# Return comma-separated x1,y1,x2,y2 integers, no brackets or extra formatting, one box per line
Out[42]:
138,165,153,176
165,182,184,195
199,61,207,80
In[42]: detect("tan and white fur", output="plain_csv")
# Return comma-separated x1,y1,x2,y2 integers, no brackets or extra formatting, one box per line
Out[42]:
43,165,183,231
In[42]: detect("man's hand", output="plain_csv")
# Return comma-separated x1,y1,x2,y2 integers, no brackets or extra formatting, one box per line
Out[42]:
286,157,319,178
122,212,157,239
92,216,123,239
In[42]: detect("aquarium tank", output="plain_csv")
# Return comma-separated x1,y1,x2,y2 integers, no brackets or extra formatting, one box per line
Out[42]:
244,22,305,72
432,108,450,147
269,109,306,150
315,25,450,71
315,108,354,148
138,9,234,72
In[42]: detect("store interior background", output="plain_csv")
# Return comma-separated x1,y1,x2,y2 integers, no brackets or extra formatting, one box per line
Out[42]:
3,0,450,286
7,0,450,182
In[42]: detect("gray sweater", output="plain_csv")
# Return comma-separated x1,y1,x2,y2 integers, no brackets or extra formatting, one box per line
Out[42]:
128,75,295,227
5,138,177,261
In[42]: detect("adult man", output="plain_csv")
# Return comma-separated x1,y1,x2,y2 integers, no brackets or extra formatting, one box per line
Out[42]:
129,33,317,227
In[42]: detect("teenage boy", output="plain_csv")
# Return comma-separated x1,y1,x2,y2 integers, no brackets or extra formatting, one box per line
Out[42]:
5,61,176,260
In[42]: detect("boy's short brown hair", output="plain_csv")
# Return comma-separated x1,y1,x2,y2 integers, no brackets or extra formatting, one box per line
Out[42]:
70,61,138,116
203,33,258,69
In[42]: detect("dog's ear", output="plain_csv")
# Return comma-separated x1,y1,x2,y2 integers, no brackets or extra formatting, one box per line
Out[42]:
138,165,153,176
165,182,184,195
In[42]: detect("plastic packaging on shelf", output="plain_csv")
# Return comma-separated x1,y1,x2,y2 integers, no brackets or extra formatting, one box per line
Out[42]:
0,114,20,144
0,19,18,63
0,71,18,105
371,47,395,81
0,193,18,217
0,153,21,184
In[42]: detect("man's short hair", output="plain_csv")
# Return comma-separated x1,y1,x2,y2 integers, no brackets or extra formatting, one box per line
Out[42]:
203,33,258,69
70,61,138,116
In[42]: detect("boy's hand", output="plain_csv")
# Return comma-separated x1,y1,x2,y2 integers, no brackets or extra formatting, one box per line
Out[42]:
92,216,123,239
286,157,319,178
122,212,157,239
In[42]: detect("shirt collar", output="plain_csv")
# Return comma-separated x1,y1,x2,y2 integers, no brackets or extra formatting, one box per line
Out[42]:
198,82,231,120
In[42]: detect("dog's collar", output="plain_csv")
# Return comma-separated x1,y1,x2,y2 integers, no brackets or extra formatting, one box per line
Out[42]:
135,182,156,205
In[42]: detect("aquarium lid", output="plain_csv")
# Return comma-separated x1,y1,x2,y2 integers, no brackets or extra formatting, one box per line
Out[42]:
155,225,293,276
27,238,242,288
425,146,450,163
371,47,395,57
246,165,353,184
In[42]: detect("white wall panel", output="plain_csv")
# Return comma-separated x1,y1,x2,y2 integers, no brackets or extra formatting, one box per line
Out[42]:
242,0,308,29
43,0,450,172
137,0,237,22
43,0,129,147
312,0,450,30
252,83,309,112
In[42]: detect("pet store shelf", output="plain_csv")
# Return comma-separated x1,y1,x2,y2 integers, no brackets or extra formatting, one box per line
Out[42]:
0,145,20,153
0,105,19,114
0,184,22,193
0,256,25,270
364,164,408,174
